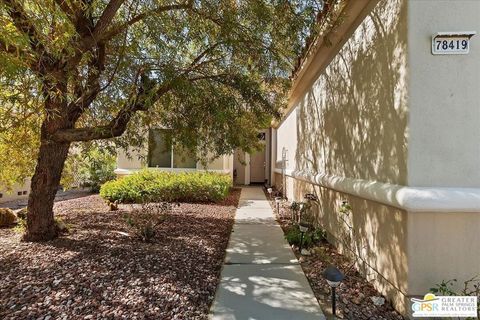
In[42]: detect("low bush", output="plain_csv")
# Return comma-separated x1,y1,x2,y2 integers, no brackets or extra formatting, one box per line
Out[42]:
100,170,232,203
124,200,176,242
62,147,116,192
284,225,326,249
0,208,17,227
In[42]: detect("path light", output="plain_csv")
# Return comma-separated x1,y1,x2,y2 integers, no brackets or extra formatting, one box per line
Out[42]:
298,222,309,252
298,202,305,223
267,187,273,199
275,196,282,215
323,266,345,317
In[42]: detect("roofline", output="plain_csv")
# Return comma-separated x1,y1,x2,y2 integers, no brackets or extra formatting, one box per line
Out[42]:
272,0,380,128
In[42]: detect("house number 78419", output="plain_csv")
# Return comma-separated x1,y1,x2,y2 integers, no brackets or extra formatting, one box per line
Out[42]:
432,32,476,55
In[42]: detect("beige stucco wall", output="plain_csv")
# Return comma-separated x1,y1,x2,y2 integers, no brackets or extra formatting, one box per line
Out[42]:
275,2,410,310
0,179,31,204
278,0,408,186
276,173,410,314
117,148,145,170
407,0,480,188
273,0,480,316
407,211,480,296
233,150,247,185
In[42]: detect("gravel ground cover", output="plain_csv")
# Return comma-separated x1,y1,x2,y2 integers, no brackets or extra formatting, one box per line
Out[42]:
266,191,404,320
0,188,240,320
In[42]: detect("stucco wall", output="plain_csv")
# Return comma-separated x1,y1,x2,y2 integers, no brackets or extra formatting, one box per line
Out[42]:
0,180,31,204
275,173,410,314
117,146,230,174
275,2,410,307
407,211,480,296
273,0,480,316
407,0,480,187
277,0,408,185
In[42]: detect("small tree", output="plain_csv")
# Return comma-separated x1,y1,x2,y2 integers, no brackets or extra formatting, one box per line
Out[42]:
0,0,322,241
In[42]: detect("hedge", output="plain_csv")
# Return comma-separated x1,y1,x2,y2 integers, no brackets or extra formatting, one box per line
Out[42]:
99,170,232,203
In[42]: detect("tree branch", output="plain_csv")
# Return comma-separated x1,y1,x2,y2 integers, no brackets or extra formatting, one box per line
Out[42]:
100,2,192,42
53,0,76,23
50,70,222,143
3,0,47,56
91,0,126,40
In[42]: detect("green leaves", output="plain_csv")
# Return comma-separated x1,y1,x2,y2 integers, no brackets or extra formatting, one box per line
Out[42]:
99,170,232,203
0,0,321,186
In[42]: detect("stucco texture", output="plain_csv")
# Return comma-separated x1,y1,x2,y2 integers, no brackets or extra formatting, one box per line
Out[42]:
276,173,410,314
407,0,480,187
279,0,408,186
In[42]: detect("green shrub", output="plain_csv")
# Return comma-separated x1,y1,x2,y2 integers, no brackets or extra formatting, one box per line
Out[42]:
79,148,116,192
284,225,326,249
0,208,17,227
62,147,116,192
100,170,232,203
430,277,480,320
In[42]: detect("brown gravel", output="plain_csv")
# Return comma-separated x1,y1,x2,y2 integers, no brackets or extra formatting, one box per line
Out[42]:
266,190,404,320
0,188,241,320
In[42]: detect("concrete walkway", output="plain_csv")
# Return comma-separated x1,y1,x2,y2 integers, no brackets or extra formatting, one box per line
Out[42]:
210,186,325,320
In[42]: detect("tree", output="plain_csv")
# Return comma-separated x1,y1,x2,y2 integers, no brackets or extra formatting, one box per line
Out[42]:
0,0,322,241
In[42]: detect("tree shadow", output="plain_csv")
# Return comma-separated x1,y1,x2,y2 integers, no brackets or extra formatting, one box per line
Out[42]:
276,0,410,313
0,203,236,319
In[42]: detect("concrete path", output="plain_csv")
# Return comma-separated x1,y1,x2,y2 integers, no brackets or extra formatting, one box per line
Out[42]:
210,186,325,320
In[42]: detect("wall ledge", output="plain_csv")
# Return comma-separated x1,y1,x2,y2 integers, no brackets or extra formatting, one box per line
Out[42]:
274,168,480,213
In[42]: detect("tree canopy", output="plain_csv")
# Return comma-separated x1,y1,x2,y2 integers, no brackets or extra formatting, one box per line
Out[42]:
0,0,322,189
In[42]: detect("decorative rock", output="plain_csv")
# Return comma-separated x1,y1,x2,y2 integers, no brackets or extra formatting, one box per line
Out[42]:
301,248,311,256
371,296,385,306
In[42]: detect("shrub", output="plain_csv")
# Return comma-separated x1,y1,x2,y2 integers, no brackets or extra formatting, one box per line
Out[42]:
0,208,17,227
62,147,116,192
430,276,480,320
284,225,326,249
100,170,232,203
78,148,116,192
125,200,176,242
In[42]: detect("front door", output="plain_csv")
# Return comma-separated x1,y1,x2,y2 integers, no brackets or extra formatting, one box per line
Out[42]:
249,149,266,183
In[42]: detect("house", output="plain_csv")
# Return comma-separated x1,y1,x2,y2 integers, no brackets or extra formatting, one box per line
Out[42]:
0,179,30,204
115,128,274,186
269,0,480,317
116,0,480,316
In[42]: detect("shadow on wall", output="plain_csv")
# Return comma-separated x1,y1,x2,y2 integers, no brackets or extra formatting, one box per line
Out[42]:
291,176,409,313
286,0,410,313
295,0,408,186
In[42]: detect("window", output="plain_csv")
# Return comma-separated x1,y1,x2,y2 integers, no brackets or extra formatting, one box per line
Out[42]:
148,129,197,169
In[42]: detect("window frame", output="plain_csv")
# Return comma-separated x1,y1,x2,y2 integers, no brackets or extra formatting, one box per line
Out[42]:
148,129,198,170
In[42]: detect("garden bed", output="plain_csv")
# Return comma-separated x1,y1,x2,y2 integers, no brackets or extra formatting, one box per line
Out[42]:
0,188,240,320
265,190,404,320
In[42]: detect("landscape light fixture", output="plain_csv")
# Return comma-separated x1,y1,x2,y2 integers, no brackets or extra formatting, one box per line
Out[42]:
275,196,282,215
298,222,309,252
323,265,345,316
267,187,273,199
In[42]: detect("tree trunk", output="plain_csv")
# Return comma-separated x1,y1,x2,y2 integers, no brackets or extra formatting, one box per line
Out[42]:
23,138,70,241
